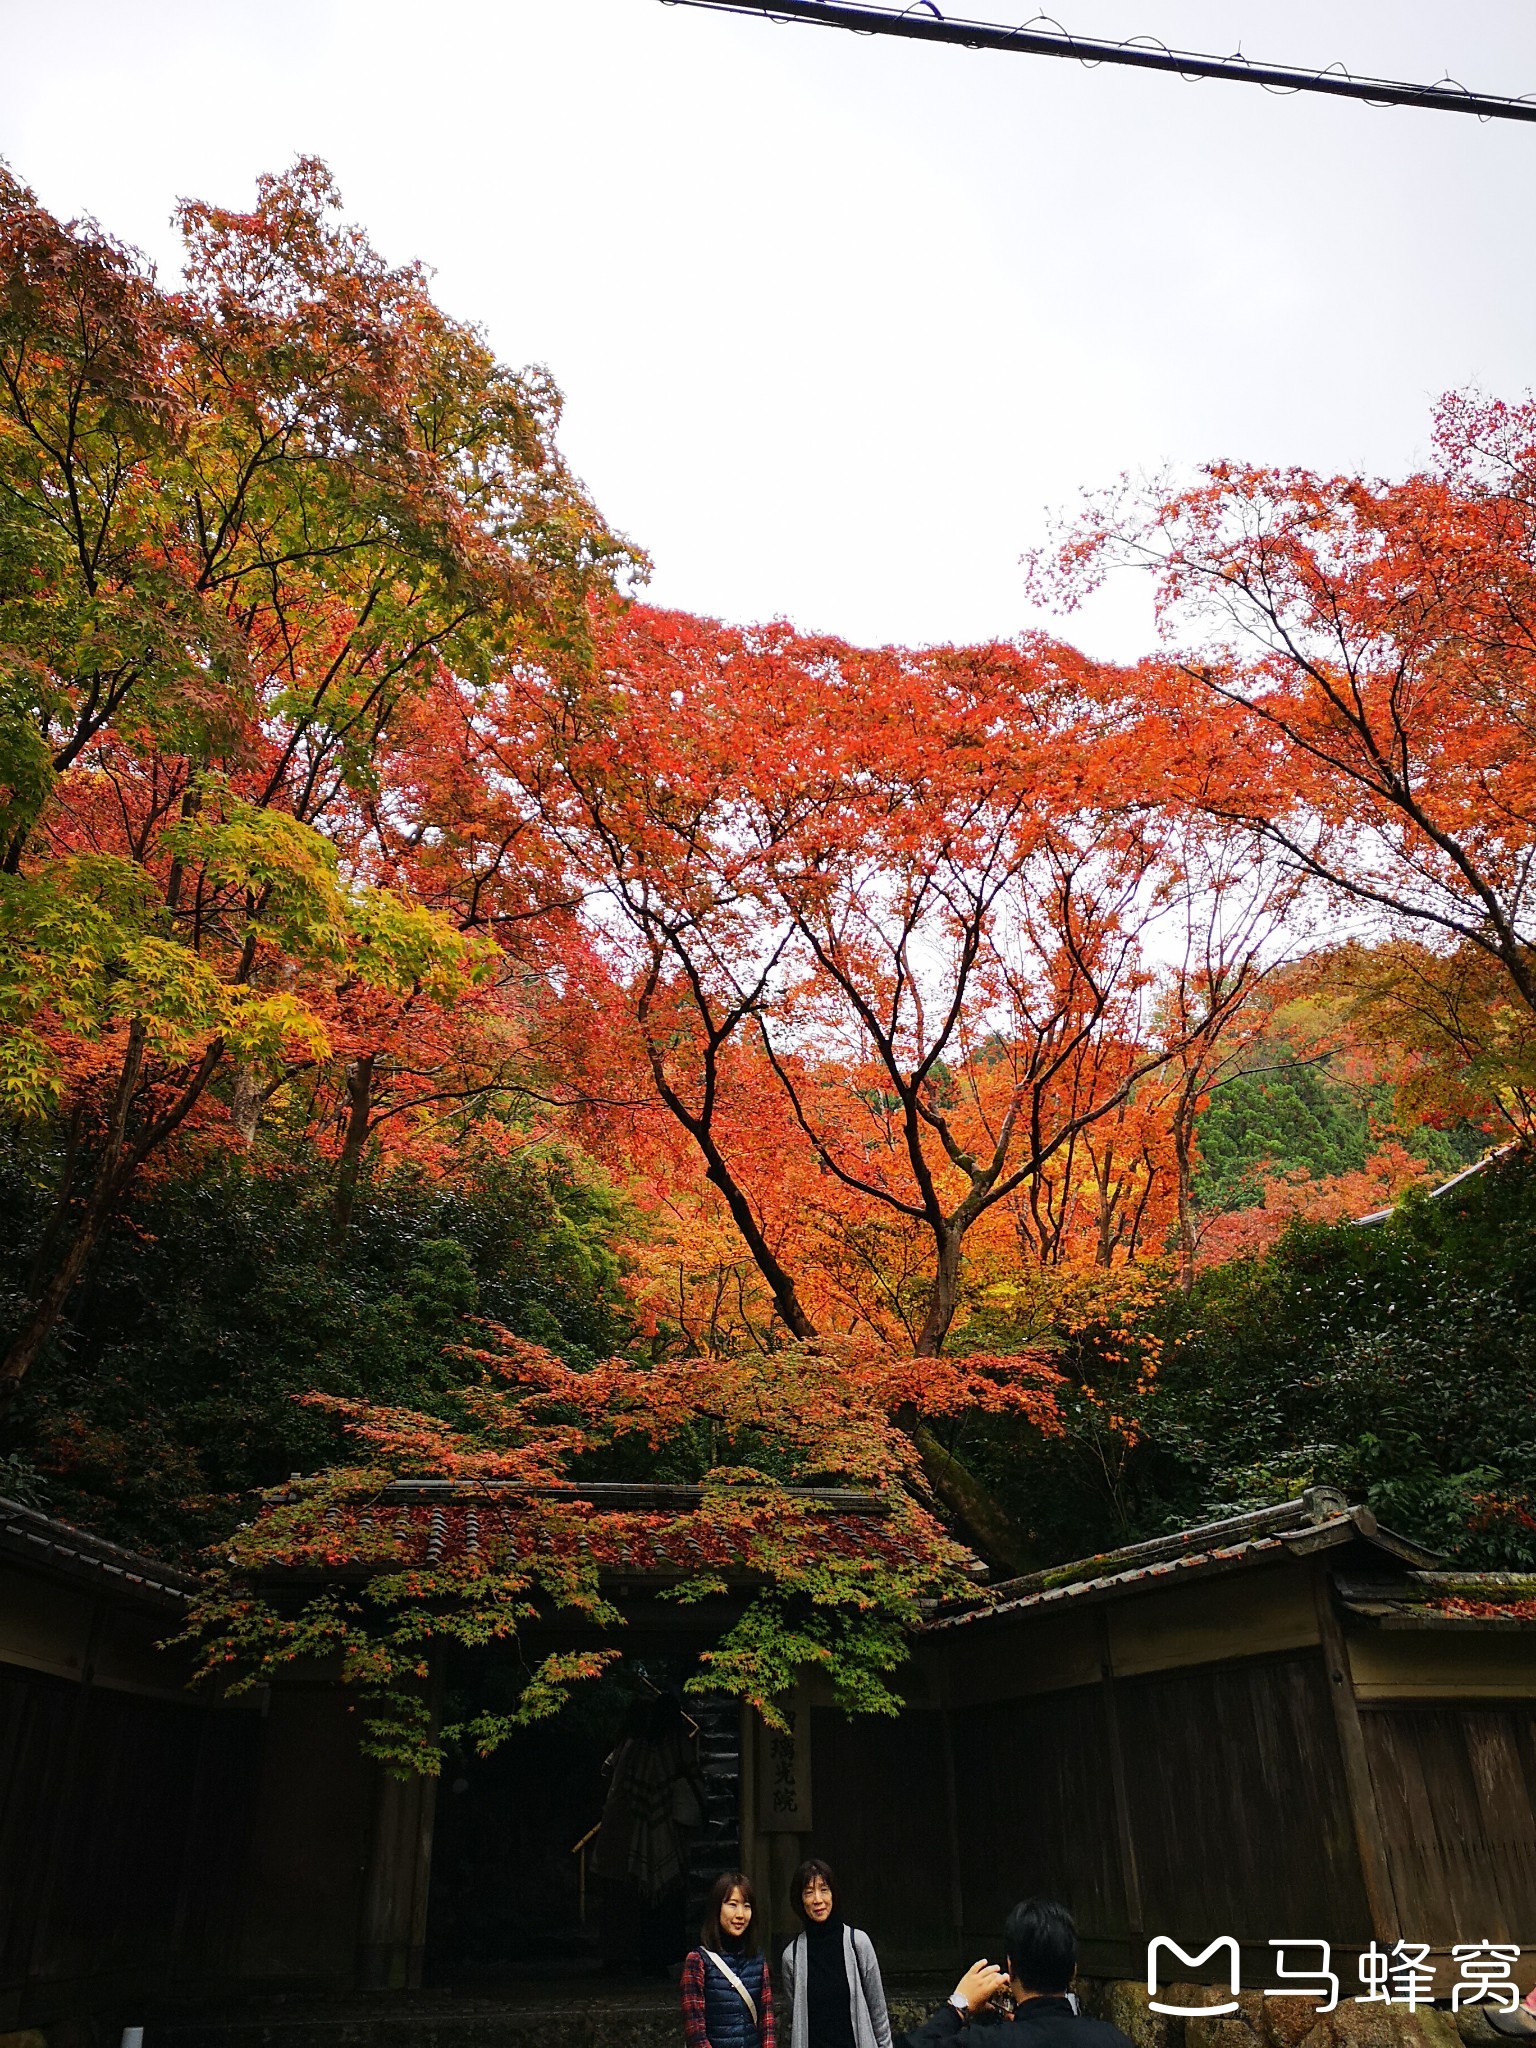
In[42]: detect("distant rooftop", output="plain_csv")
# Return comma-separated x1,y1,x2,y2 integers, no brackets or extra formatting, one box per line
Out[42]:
1354,1139,1519,1227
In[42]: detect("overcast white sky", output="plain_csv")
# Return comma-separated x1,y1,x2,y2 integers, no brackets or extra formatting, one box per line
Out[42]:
2,1,1533,655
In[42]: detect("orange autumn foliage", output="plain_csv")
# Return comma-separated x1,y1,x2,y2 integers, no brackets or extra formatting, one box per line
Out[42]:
485,604,1296,1360
1037,390,1536,1134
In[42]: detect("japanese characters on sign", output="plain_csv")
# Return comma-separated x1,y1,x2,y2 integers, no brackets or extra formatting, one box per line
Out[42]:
755,1694,812,1832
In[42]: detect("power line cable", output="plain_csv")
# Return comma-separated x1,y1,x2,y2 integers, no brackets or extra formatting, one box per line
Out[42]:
660,0,1536,124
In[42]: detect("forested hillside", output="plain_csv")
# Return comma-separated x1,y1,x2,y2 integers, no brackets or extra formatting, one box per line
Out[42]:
961,1149,1536,1572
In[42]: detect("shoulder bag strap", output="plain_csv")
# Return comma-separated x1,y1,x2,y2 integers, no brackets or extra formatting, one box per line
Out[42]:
703,1949,760,2028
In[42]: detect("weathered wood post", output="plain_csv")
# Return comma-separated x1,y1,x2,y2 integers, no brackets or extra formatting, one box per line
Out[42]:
1095,1609,1145,1946
355,1652,444,1990
746,1679,813,1957
1311,1559,1401,1942
356,1765,440,1989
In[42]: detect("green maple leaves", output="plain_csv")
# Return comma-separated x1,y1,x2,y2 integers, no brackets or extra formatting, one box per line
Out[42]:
0,784,492,1119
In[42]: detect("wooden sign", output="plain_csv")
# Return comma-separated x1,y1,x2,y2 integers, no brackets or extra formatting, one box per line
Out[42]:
756,1687,812,1832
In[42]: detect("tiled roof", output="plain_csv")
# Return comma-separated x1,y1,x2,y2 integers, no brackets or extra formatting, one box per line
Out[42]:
0,1496,194,1609
1336,1569,1536,1629
265,1481,959,1582
925,1495,1437,1632
926,1532,1291,1629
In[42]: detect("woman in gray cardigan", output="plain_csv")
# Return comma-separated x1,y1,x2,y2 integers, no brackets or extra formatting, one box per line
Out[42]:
780,1858,893,2048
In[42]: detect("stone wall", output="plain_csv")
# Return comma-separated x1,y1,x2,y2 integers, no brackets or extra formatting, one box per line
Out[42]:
1079,1978,1509,2048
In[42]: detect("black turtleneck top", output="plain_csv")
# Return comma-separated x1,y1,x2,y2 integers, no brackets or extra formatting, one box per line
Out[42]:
804,1915,856,2048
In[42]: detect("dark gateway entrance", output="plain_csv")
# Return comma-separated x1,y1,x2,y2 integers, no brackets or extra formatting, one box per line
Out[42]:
424,1655,741,1986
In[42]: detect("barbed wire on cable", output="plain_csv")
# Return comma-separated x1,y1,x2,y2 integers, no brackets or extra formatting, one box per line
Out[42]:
657,0,1536,125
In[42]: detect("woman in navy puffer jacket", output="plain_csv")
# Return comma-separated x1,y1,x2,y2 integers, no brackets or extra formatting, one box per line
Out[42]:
682,1871,776,2048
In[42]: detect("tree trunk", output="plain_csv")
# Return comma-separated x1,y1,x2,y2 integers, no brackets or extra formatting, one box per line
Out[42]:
686,1121,815,1341
906,1221,1034,1570
704,1175,814,1341
647,1049,817,1344
229,1064,264,1145
0,1021,147,1404
1174,1112,1197,1294
912,1422,1029,1577
669,1123,1025,1568
331,1055,377,1249
1093,1151,1118,1268
914,1223,965,1358
0,1198,109,1404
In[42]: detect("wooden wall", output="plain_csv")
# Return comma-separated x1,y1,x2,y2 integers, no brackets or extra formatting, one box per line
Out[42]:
944,1649,1368,1972
809,1705,957,1967
9,1535,1534,2006
950,1685,1128,1962
806,1558,1536,1988
234,1683,376,1986
1116,1652,1370,1949
0,1660,260,2027
0,1533,376,2019
806,1559,1375,1976
1363,1702,1536,1949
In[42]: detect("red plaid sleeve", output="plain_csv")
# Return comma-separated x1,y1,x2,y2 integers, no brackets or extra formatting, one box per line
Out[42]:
760,1961,777,2048
682,1949,711,2048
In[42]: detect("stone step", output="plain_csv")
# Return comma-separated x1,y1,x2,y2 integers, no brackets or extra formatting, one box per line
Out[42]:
154,2003,681,2048
149,1985,948,2048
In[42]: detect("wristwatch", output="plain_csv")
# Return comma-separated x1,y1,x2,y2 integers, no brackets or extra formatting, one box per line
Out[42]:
949,1994,970,2016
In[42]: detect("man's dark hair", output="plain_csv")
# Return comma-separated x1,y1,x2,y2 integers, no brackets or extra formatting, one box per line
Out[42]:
1004,1898,1077,1994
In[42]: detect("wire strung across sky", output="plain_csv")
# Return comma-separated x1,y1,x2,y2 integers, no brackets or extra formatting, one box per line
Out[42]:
660,0,1536,125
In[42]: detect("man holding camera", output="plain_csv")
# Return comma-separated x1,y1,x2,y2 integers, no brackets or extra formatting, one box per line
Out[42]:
898,1900,1139,2048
